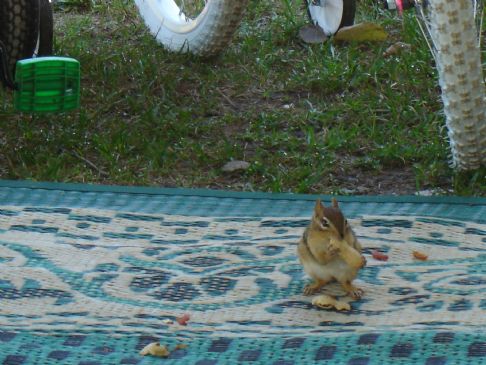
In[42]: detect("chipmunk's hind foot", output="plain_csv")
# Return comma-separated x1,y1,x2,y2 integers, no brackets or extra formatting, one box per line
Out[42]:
341,281,364,299
303,283,321,296
303,279,331,296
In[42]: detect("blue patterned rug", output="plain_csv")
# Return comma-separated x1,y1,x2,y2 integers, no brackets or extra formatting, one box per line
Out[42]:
0,180,485,365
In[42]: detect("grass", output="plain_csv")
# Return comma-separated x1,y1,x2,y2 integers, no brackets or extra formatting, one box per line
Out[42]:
0,0,484,195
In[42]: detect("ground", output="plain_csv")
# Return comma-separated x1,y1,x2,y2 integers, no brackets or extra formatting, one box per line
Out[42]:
0,0,483,195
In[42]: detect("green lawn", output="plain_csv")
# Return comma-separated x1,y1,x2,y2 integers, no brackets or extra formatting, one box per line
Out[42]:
0,0,484,195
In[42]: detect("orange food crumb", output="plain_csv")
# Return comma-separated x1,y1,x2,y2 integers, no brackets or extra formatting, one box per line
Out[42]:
413,250,428,261
372,250,389,261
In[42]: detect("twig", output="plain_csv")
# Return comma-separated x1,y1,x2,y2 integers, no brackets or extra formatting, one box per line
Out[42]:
217,89,238,110
70,150,109,177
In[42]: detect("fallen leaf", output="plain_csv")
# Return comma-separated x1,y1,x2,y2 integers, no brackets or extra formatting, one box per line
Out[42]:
312,294,351,311
299,24,328,44
413,250,428,261
176,313,190,326
383,42,411,57
335,23,388,42
372,250,389,261
222,160,250,172
139,342,170,357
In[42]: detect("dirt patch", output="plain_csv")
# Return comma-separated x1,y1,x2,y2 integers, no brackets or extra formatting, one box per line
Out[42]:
332,167,418,195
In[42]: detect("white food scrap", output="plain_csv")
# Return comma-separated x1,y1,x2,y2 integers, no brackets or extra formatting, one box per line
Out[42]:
139,342,170,357
312,294,351,311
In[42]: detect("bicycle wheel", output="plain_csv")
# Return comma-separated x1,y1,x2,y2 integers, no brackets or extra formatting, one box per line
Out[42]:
0,0,40,78
306,0,356,35
37,0,54,56
134,0,249,56
415,0,485,170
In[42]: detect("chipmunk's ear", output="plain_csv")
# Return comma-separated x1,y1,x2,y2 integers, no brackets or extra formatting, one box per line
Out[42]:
314,199,325,217
331,198,339,209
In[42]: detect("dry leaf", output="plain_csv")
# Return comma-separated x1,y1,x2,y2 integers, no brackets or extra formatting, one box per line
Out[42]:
299,24,328,44
222,160,250,172
312,294,351,311
335,23,388,42
383,42,412,57
413,250,428,261
372,250,389,261
139,342,170,357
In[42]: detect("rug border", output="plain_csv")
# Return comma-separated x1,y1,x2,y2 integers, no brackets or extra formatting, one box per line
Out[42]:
0,179,483,205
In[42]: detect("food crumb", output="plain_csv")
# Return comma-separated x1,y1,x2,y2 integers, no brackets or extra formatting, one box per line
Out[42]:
413,250,428,261
372,250,389,261
312,294,351,311
139,342,170,357
176,313,190,326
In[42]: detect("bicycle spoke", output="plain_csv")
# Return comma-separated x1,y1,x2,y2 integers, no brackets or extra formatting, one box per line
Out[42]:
414,1,436,58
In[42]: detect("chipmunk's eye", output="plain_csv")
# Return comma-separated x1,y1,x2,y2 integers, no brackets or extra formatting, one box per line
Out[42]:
321,218,329,227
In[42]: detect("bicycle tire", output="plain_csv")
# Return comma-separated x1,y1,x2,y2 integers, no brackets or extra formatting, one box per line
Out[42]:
134,0,249,56
306,0,356,35
0,0,40,77
340,0,356,27
37,0,54,56
419,0,485,170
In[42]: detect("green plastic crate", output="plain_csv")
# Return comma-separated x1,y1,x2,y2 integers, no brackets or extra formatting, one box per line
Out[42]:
14,57,80,113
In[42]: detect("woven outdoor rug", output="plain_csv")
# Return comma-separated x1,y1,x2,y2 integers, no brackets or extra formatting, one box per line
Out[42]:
0,180,485,365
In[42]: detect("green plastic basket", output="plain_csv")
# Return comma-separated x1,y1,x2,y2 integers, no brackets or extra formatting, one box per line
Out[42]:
14,57,80,113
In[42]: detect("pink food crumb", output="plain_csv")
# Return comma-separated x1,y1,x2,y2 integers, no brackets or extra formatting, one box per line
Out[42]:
176,314,190,326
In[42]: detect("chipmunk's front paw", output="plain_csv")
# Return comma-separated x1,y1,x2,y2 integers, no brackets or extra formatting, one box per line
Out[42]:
360,255,367,268
327,240,340,257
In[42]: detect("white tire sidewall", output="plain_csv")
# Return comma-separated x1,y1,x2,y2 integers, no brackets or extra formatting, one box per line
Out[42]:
135,0,222,53
308,0,344,35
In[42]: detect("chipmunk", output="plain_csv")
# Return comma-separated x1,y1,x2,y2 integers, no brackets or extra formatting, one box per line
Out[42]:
297,198,366,299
